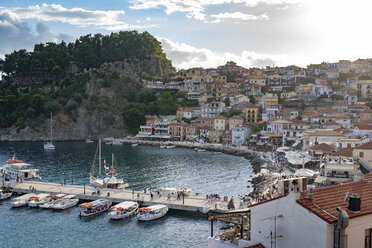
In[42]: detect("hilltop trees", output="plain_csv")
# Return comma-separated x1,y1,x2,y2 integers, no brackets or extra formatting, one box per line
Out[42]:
1,31,174,78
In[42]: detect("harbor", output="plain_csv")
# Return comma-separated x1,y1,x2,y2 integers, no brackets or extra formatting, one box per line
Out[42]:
0,141,253,248
6,180,238,213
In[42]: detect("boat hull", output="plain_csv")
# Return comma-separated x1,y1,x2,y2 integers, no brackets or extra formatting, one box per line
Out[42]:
137,206,168,221
0,192,12,201
108,207,138,220
51,199,79,210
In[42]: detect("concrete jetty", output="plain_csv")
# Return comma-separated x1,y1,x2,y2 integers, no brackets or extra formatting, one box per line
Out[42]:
6,181,239,214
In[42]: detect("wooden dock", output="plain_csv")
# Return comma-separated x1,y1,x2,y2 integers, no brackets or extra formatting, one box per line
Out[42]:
6,181,238,214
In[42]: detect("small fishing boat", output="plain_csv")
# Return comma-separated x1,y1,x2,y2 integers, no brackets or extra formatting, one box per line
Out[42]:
50,195,79,210
195,148,206,152
11,193,36,208
112,141,122,145
131,144,139,147
79,198,112,217
137,204,168,221
85,139,94,143
166,145,175,149
0,189,12,200
108,201,138,220
28,193,50,208
39,194,66,209
160,145,166,149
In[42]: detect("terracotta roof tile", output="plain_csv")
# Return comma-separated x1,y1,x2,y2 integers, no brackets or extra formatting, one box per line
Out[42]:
245,243,265,248
297,173,372,223
355,141,372,149
307,143,336,152
331,147,353,157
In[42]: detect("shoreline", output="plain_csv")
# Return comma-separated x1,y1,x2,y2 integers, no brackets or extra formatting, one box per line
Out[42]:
110,137,270,200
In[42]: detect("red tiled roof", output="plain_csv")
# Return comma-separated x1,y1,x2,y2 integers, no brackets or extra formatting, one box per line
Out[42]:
361,109,372,113
245,244,265,248
297,173,372,223
169,123,188,127
354,141,372,150
307,143,335,152
349,104,369,110
215,115,228,120
331,147,353,157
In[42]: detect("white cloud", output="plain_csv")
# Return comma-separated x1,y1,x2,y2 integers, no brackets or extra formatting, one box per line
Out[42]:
210,11,269,22
159,37,293,69
2,3,152,30
130,0,302,21
0,10,74,55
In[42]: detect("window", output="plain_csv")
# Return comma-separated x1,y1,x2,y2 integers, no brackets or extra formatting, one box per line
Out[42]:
366,228,372,248
360,152,365,158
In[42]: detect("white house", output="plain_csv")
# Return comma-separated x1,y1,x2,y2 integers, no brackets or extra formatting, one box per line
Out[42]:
232,125,251,146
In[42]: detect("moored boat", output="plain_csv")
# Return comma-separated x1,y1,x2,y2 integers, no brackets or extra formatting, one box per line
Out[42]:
79,198,112,217
1,156,41,181
28,193,50,208
0,189,12,200
44,112,56,150
11,193,36,208
108,201,138,220
90,140,128,189
39,194,66,209
137,204,168,221
131,143,139,147
50,195,79,210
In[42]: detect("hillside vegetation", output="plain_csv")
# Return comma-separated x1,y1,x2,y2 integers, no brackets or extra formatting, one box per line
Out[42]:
0,31,185,139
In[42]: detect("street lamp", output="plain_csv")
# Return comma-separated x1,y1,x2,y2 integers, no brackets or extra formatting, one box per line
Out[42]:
62,172,66,185
84,179,86,195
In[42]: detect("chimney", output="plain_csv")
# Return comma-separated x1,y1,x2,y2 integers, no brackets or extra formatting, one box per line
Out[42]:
354,169,364,182
348,193,361,212
315,137,319,145
306,185,315,200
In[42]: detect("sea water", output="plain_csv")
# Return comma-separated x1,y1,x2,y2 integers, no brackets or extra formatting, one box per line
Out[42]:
0,142,253,248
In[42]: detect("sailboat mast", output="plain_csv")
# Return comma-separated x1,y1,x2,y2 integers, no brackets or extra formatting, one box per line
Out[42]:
50,112,53,144
112,153,114,169
99,139,102,175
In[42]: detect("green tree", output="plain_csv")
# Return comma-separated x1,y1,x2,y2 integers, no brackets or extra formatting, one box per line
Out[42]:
223,98,231,107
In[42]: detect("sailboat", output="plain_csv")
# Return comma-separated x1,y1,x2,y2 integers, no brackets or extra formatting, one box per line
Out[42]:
44,112,55,150
90,139,129,189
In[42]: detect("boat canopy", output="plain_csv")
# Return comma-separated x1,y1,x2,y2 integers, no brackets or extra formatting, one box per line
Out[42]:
80,203,93,208
112,201,137,210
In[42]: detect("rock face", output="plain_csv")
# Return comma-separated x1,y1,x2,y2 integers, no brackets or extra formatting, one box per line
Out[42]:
0,112,126,141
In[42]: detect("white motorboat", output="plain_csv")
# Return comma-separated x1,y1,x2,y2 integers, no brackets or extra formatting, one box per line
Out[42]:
112,141,122,145
90,140,129,189
50,195,79,210
195,148,206,152
108,201,138,220
1,156,41,181
44,112,56,150
0,189,12,200
11,193,36,208
160,145,166,149
39,194,66,209
166,145,175,149
86,139,94,143
28,193,50,208
137,204,168,221
79,198,112,217
131,144,139,147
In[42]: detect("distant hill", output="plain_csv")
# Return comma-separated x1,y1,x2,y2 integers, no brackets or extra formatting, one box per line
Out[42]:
0,31,180,141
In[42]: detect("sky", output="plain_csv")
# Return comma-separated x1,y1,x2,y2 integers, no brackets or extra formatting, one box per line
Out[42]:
1,0,372,70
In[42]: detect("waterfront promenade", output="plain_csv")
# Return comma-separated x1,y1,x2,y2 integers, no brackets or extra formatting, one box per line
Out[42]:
6,181,238,213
